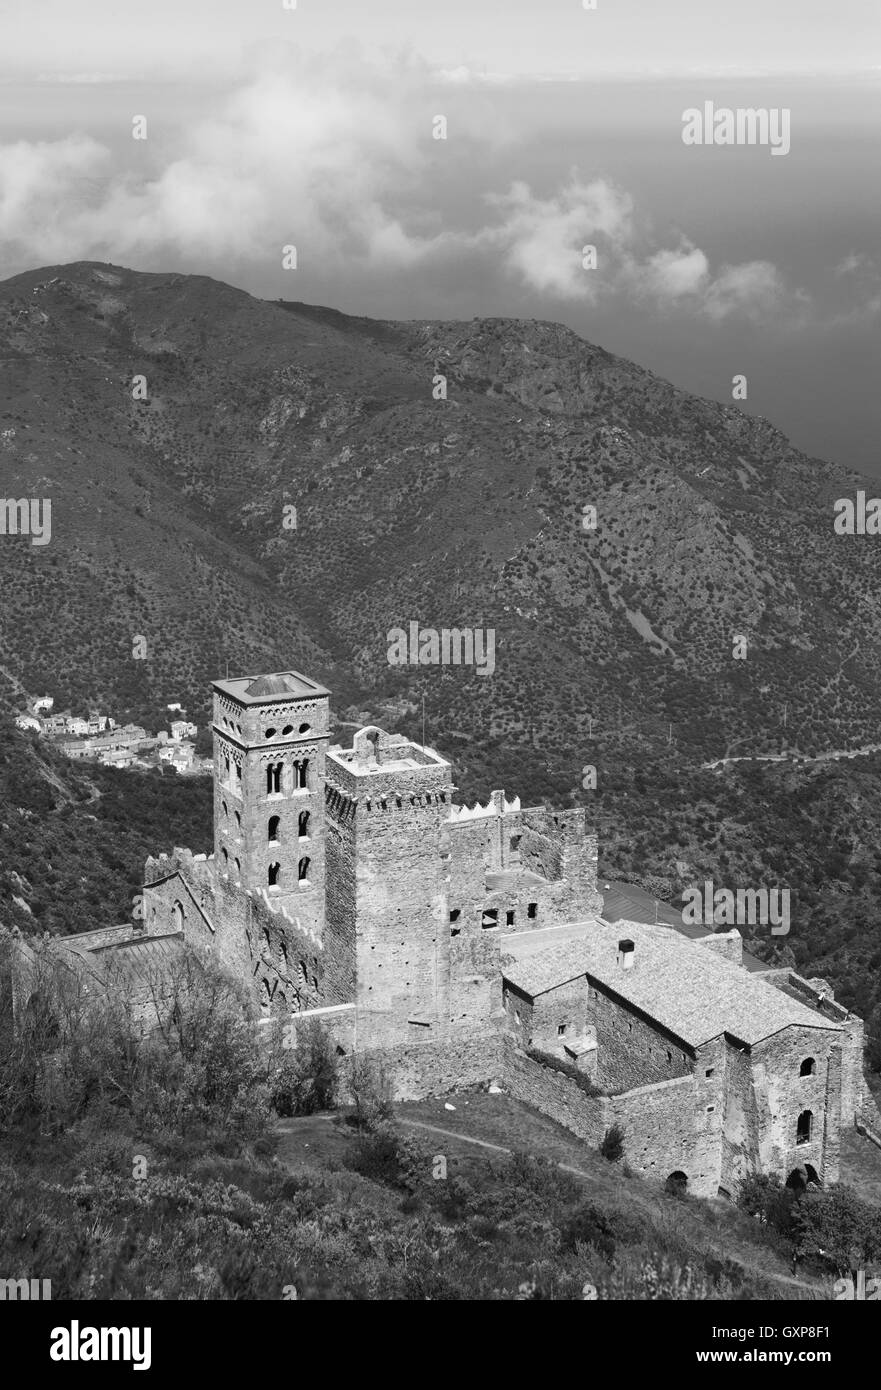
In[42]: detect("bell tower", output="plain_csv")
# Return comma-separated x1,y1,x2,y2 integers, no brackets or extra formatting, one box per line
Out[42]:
211,670,330,938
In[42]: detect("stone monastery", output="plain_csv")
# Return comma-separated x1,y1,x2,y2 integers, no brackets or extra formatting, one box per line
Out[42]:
37,669,877,1200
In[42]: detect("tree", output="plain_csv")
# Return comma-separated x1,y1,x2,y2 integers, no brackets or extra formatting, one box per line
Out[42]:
792,1187,881,1277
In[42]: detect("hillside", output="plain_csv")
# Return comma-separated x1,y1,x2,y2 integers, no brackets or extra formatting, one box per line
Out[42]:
2,262,881,765
2,261,881,1036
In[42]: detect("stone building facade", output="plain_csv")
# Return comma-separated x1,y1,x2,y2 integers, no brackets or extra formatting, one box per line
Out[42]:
25,667,874,1200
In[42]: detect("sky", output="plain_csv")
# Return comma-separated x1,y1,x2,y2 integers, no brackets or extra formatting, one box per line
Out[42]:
0,1,879,469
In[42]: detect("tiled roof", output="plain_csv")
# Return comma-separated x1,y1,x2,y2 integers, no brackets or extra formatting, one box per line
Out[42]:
502,918,843,1049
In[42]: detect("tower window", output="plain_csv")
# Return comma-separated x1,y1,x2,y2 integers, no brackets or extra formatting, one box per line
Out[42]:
800,1058,816,1077
506,909,515,926
299,723,311,734
266,762,282,795
527,902,537,920
797,1110,813,1145
449,908,461,923
222,799,228,818
282,725,293,736
298,856,311,886
268,815,280,843
268,862,281,887
294,759,309,789
264,727,277,739
234,857,240,878
298,809,310,839
221,847,229,867
234,810,241,830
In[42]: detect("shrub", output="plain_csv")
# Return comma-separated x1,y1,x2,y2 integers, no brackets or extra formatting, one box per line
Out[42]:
599,1123,625,1163
347,1054,395,1129
269,1020,339,1117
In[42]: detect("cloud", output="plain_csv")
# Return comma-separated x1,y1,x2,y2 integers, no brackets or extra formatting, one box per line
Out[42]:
0,51,840,327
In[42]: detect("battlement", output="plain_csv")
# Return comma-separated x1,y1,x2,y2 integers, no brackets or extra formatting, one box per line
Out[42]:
326,726,452,801
449,792,521,823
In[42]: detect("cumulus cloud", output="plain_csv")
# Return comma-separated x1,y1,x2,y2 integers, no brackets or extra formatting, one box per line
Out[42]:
0,51,824,325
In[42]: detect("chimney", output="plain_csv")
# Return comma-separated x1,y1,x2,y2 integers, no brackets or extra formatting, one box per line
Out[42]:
616,938,635,971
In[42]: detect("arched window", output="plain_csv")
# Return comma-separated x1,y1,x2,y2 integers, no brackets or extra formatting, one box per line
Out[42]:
234,857,241,878
264,727,276,739
796,1110,813,1145
294,759,309,789
665,1171,688,1196
268,815,281,843
172,900,185,931
234,810,241,830
298,810,310,839
299,723,311,734
222,799,228,818
221,847,229,867
298,856,310,885
282,725,293,736
800,1057,816,1076
268,861,281,888
266,762,282,794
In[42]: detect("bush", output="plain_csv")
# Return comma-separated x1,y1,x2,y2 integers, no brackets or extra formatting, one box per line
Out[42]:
269,1020,339,1117
347,1054,395,1129
599,1124,625,1163
345,1122,430,1192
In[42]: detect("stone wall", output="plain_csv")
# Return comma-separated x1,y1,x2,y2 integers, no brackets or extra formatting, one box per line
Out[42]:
584,977,694,1092
607,1074,702,1190
503,1038,610,1144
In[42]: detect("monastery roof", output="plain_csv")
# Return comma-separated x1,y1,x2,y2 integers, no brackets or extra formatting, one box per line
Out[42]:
87,932,187,983
212,671,329,704
502,918,844,1049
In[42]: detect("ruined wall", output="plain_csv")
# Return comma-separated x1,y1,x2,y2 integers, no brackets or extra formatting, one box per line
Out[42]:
142,850,352,1017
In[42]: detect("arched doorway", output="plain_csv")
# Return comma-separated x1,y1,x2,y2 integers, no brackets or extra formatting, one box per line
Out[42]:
665,1171,688,1196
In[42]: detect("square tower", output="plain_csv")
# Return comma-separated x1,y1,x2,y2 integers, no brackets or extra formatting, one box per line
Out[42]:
211,671,329,937
325,727,458,1041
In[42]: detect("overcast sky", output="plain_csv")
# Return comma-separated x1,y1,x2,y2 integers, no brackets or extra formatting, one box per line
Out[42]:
2,0,879,80
1,1,879,469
